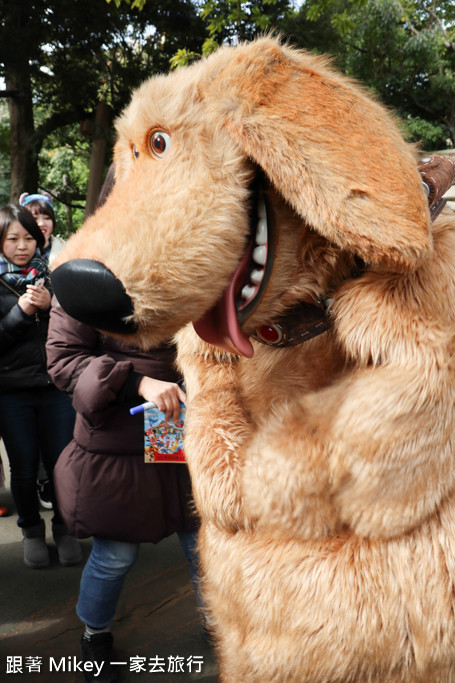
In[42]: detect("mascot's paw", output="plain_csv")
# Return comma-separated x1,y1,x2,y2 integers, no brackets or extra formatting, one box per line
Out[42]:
185,390,255,532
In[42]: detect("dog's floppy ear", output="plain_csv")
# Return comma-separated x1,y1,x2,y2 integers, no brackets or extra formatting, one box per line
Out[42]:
201,37,431,271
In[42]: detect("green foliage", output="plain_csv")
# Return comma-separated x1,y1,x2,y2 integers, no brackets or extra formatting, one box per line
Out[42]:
402,116,448,151
106,0,147,8
39,141,91,235
196,0,295,66
170,1,294,68
21,0,206,121
282,0,455,149
200,0,292,43
202,37,221,56
169,48,203,69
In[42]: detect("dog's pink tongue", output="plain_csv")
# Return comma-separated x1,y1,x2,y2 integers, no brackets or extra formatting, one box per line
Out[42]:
193,256,254,358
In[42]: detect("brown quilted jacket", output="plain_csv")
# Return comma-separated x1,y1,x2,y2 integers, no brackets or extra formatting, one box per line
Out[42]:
46,299,197,542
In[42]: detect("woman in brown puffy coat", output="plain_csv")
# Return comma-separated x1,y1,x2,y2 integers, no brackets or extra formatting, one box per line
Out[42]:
46,300,199,683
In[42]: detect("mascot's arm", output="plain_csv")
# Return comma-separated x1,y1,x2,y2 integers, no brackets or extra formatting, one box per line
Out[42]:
242,359,455,540
327,362,455,537
327,244,455,538
176,325,254,532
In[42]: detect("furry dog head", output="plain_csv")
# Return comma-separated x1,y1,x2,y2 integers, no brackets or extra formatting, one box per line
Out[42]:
53,36,431,355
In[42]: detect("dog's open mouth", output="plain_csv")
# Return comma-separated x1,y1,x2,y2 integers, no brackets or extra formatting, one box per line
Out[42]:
193,177,276,357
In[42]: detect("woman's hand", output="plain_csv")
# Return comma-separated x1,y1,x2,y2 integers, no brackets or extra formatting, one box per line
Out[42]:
138,376,187,423
18,292,37,316
24,284,51,311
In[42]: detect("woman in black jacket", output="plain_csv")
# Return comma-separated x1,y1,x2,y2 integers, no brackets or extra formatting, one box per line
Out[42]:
0,204,81,568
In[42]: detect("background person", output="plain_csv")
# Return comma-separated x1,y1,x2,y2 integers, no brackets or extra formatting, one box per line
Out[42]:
46,299,200,683
19,192,65,269
0,204,81,568
20,191,66,509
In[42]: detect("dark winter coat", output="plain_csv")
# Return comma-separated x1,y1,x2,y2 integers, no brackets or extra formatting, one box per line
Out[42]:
46,299,197,543
0,278,53,392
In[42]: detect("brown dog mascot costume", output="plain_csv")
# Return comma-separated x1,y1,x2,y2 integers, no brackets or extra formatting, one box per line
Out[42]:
52,38,455,682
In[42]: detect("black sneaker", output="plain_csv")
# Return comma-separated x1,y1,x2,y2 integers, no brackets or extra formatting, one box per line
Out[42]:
80,633,119,683
37,480,53,510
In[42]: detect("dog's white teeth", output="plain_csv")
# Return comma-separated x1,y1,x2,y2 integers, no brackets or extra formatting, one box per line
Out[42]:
253,246,267,266
251,269,264,284
241,284,256,300
256,218,267,246
239,193,267,305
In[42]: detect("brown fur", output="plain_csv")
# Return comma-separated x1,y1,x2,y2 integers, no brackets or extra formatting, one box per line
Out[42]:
58,38,455,681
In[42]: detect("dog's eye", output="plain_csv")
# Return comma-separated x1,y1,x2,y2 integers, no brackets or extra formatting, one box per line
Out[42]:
132,145,140,160
149,131,171,159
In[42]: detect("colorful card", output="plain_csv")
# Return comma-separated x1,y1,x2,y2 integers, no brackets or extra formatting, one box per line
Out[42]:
144,403,186,463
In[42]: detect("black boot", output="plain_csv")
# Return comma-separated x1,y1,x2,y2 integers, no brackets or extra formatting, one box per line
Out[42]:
80,632,119,683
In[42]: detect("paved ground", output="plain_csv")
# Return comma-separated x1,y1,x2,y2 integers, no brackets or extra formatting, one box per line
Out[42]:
0,443,218,683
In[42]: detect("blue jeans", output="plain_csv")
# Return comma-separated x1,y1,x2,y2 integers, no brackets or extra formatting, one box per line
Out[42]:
0,386,75,528
76,531,200,629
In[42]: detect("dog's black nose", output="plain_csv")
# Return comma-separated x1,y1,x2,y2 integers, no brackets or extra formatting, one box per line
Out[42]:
51,259,137,334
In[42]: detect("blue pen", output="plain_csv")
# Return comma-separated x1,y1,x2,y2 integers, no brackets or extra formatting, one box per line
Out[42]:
129,401,157,416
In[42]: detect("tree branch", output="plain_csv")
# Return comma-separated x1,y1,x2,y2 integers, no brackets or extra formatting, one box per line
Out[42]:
33,107,91,154
417,1,455,50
